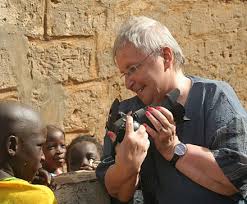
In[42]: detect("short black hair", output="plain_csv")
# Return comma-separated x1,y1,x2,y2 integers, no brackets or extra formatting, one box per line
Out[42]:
0,101,44,166
46,124,65,139
65,135,103,165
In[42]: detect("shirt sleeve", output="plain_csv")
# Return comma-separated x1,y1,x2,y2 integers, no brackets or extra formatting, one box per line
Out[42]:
96,135,133,204
204,82,247,200
210,115,247,199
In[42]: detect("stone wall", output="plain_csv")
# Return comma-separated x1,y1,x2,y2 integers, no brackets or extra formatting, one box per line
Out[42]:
53,171,110,204
0,0,246,144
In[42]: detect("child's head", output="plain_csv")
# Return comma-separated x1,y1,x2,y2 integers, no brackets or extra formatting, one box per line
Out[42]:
0,101,46,181
66,135,102,172
42,125,66,174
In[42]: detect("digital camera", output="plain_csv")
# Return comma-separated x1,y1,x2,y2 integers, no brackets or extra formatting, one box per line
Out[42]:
106,89,189,143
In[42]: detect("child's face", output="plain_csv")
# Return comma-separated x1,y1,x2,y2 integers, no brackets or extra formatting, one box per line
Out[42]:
42,130,66,171
15,126,47,182
67,141,100,171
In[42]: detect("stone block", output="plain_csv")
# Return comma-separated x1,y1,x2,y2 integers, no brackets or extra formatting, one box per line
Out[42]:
28,39,97,83
183,39,206,66
204,33,246,65
210,3,246,33
53,171,110,204
28,79,66,128
190,3,213,35
154,2,192,40
63,82,109,142
97,49,117,79
46,0,107,37
0,28,33,100
190,1,247,35
0,47,17,89
0,0,44,37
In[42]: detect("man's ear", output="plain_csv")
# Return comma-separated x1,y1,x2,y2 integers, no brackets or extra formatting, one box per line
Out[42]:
6,135,18,156
161,47,174,70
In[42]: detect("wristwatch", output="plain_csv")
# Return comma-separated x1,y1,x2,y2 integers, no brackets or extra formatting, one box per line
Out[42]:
169,142,187,167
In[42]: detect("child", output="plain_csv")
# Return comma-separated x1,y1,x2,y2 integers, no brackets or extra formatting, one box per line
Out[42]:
0,101,57,203
42,125,66,176
66,135,102,171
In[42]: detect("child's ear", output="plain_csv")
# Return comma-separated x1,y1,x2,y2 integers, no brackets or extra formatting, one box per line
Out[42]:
6,135,18,156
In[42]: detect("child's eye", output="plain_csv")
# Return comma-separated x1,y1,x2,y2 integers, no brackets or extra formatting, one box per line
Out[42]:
87,153,96,160
47,146,56,150
37,143,45,150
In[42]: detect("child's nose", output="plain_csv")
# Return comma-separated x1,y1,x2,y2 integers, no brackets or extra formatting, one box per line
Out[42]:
81,157,89,166
41,151,45,162
56,145,65,153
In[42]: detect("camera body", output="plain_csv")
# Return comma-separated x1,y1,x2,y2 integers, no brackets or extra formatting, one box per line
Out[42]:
106,89,189,143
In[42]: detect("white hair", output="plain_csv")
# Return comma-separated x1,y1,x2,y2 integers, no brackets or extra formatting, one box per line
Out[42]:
113,16,185,67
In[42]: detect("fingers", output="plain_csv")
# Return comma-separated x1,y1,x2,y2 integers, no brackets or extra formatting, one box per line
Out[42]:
137,124,149,139
107,131,117,143
107,131,120,154
156,106,174,124
146,107,174,132
144,123,156,140
125,115,134,137
115,143,120,154
107,115,134,144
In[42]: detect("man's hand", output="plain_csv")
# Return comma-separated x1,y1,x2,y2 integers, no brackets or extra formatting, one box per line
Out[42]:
108,115,150,174
119,115,150,173
145,106,179,161
105,115,150,201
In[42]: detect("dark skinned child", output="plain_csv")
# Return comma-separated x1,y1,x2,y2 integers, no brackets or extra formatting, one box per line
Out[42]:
0,101,57,203
66,135,102,172
42,125,66,176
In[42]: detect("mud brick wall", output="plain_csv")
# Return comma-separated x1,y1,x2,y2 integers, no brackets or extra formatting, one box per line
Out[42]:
0,0,246,145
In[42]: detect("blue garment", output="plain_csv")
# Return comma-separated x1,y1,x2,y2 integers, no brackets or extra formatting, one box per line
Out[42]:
96,76,247,204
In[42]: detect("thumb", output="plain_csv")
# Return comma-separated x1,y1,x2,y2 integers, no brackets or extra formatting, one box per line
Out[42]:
107,131,117,143
124,115,134,139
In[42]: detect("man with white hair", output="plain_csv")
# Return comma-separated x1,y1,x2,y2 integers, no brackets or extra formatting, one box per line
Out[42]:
96,16,247,204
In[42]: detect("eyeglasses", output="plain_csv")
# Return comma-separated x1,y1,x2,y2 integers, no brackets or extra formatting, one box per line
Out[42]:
120,50,157,79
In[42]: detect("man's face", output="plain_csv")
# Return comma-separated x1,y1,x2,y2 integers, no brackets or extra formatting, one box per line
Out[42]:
42,130,66,171
67,141,100,171
14,126,47,181
116,43,172,105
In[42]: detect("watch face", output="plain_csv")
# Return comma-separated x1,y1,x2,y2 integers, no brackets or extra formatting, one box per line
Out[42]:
174,143,187,156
